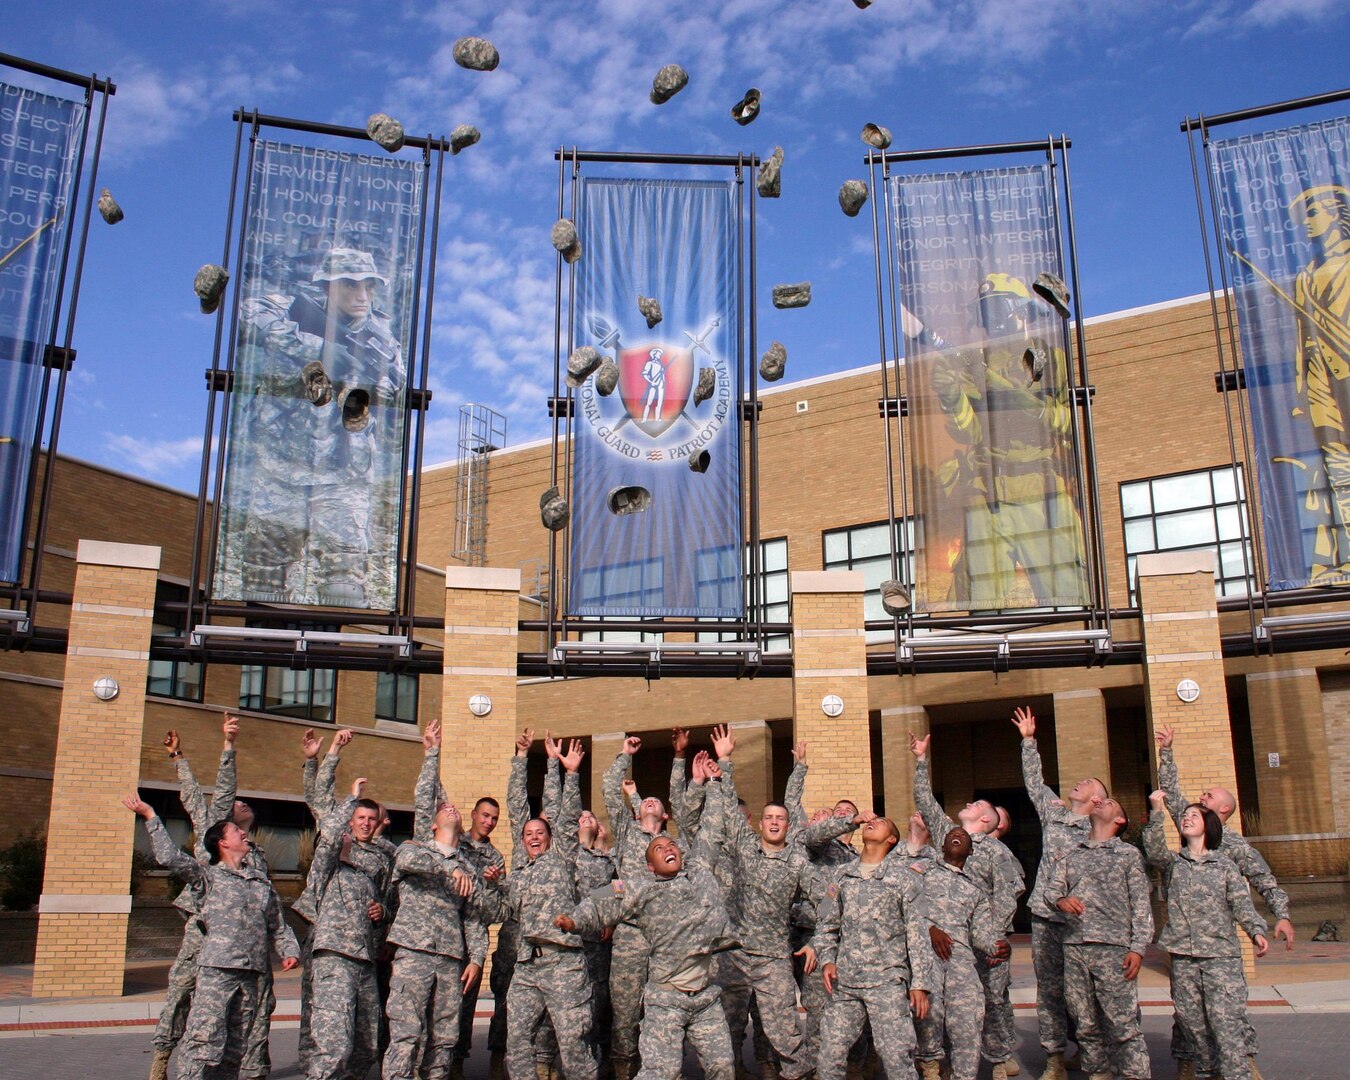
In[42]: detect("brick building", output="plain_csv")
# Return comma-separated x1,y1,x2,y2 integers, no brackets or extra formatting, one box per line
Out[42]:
5,291,1350,994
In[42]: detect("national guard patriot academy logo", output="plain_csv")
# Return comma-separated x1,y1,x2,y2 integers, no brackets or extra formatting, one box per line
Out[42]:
580,314,732,463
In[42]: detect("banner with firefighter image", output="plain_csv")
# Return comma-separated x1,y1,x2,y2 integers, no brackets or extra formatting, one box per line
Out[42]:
570,177,742,618
0,81,85,584
1210,116,1350,592
213,140,422,610
892,164,1090,612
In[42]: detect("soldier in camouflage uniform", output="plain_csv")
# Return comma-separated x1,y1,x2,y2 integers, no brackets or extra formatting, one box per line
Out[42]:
384,722,490,1080
712,725,855,1080
451,789,506,1079
808,815,933,1080
559,752,736,1079
1145,792,1269,1080
126,795,299,1080
1157,724,1292,1080
1042,796,1153,1080
1011,705,1100,1080
909,731,1025,1079
305,779,395,1080
602,733,694,1078
913,828,1009,1080
232,247,405,608
487,731,597,1080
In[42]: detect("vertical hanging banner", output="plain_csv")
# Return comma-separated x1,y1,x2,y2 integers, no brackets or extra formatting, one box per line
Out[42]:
894,164,1089,612
1210,116,1350,591
570,178,742,618
213,140,422,610
0,81,84,584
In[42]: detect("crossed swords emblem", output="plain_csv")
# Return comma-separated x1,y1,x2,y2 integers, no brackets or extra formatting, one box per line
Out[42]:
585,314,720,432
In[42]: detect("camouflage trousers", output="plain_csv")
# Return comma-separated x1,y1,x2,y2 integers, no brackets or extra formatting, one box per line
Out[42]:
240,967,275,1079
456,922,515,1062
307,950,381,1080
977,949,1016,1063
382,947,466,1080
585,937,613,1062
1169,955,1253,1080
297,923,316,1073
609,920,651,1070
505,946,595,1080
1031,915,1070,1053
175,964,262,1080
1062,943,1149,1080
152,916,202,1053
816,980,917,1080
916,946,985,1080
635,981,734,1080
717,951,812,1080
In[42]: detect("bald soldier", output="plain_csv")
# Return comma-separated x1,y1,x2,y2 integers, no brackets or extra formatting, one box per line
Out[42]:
1157,724,1293,1080
1011,705,1103,1080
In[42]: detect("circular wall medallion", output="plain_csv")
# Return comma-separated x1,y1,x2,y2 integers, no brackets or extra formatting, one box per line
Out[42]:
1176,679,1200,704
821,694,844,718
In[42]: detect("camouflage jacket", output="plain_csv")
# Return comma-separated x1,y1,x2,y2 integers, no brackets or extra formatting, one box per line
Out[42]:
308,796,394,963
303,750,342,822
1143,810,1267,959
1022,737,1092,921
721,761,851,958
489,756,585,956
911,857,1001,957
171,748,241,916
814,857,933,992
387,838,490,965
571,771,733,989
914,759,1025,932
603,750,687,887
1043,836,1153,954
413,745,448,844
144,815,297,971
1158,747,1291,921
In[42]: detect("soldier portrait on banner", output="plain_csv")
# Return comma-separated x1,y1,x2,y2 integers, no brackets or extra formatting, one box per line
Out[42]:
213,142,422,610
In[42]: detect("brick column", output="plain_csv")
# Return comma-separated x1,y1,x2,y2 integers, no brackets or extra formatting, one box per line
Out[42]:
730,720,773,815
1053,688,1113,798
1137,551,1253,976
791,571,873,814
591,731,625,834
440,567,520,871
33,540,161,998
1246,669,1334,835
880,704,928,820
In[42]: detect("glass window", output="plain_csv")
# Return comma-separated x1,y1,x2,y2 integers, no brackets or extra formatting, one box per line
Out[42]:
239,622,338,722
822,519,918,643
146,581,203,702
697,537,791,654
376,672,418,725
1120,466,1253,603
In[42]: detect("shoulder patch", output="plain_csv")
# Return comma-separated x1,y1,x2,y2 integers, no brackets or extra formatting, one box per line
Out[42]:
826,882,839,898
910,862,928,874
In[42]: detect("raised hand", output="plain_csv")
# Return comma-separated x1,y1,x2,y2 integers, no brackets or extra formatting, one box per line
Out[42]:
123,794,154,819
1155,723,1174,750
791,740,807,765
423,718,442,751
908,731,931,760
302,728,321,760
516,729,535,757
623,735,641,756
1148,789,1167,811
690,750,709,784
621,778,638,800
351,776,368,799
543,731,561,760
671,727,690,757
222,713,239,746
332,728,355,752
711,724,735,760
163,730,180,755
1011,706,1036,739
560,739,586,774
704,758,723,782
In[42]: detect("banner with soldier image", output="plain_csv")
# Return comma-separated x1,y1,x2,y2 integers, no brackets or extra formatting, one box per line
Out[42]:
570,178,742,618
0,81,85,584
213,141,422,610
1210,116,1350,592
893,164,1090,612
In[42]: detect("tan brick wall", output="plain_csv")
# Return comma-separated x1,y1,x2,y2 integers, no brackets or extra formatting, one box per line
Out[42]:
791,576,872,819
1246,669,1334,835
1319,671,1350,833
1053,689,1113,798
33,544,161,998
879,704,928,822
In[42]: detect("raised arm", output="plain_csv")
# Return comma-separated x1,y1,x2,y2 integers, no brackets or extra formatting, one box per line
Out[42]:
124,795,203,887
909,731,957,840
684,754,728,871
205,714,240,832
164,729,207,838
602,738,640,848
669,727,700,837
542,740,563,825
555,739,586,861
413,720,445,843
1012,706,1059,823
507,729,533,845
310,728,353,821
1155,727,1187,831
784,742,808,831
1142,795,1176,869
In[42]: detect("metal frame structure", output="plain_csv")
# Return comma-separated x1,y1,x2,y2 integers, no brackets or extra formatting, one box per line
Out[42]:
452,404,507,567
865,136,1114,673
182,109,447,672
1182,87,1350,654
0,53,115,646
540,148,765,680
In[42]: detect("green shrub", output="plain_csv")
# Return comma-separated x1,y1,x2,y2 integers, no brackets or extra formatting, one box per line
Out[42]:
0,834,46,911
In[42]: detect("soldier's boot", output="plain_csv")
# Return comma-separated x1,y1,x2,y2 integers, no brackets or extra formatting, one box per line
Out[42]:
1038,1052,1069,1080
1247,1056,1264,1080
916,1061,942,1080
148,1049,171,1080
1174,1062,1197,1080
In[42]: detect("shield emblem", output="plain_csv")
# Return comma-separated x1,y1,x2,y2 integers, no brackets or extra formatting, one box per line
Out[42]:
618,342,693,437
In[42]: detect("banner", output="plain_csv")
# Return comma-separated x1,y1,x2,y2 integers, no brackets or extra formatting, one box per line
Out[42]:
570,178,742,618
213,141,423,610
0,81,84,584
1210,116,1350,591
893,164,1089,612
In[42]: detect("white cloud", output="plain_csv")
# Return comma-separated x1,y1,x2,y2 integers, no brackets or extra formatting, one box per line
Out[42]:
103,432,210,477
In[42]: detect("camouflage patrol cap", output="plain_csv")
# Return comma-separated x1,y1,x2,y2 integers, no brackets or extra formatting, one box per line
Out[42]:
312,248,388,285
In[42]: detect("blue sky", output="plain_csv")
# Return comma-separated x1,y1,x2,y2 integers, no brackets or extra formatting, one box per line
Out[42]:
5,0,1350,493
